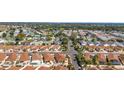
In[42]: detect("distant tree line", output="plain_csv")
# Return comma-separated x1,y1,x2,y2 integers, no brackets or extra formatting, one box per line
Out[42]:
30,23,124,31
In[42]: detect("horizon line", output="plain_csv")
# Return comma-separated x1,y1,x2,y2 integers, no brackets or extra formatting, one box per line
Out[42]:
0,22,124,24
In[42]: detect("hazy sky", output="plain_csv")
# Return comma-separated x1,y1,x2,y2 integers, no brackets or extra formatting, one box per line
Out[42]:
0,0,124,22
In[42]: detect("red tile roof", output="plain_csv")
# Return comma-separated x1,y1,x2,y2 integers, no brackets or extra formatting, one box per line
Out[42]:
84,53,91,61
6,52,17,62
31,46,40,50
32,53,42,61
22,66,37,70
53,66,68,70
98,53,106,62
43,53,54,62
0,66,5,70
38,66,51,70
55,53,66,62
19,52,29,62
108,53,119,61
0,53,6,61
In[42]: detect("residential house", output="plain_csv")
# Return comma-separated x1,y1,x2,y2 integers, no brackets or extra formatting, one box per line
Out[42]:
3,52,17,67
43,53,54,64
98,53,106,65
84,53,92,62
30,53,43,66
108,53,121,65
0,53,6,64
54,53,66,64
17,52,30,66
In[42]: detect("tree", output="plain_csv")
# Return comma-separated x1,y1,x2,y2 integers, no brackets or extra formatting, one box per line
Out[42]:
70,32,78,40
85,60,92,65
83,64,87,69
76,53,84,67
61,38,68,45
92,38,97,43
61,45,68,51
42,43,45,45
59,28,64,32
9,31,14,38
92,55,98,65
16,33,25,41
10,27,15,30
46,35,52,41
19,29,23,33
2,33,7,38
67,63,75,70
15,37,20,45
107,60,112,66
82,46,87,52
73,39,78,45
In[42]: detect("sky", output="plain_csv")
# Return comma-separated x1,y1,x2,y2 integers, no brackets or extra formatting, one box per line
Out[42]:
0,0,124,22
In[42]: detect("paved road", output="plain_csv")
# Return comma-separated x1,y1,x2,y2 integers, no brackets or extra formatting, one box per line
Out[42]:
67,39,81,70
